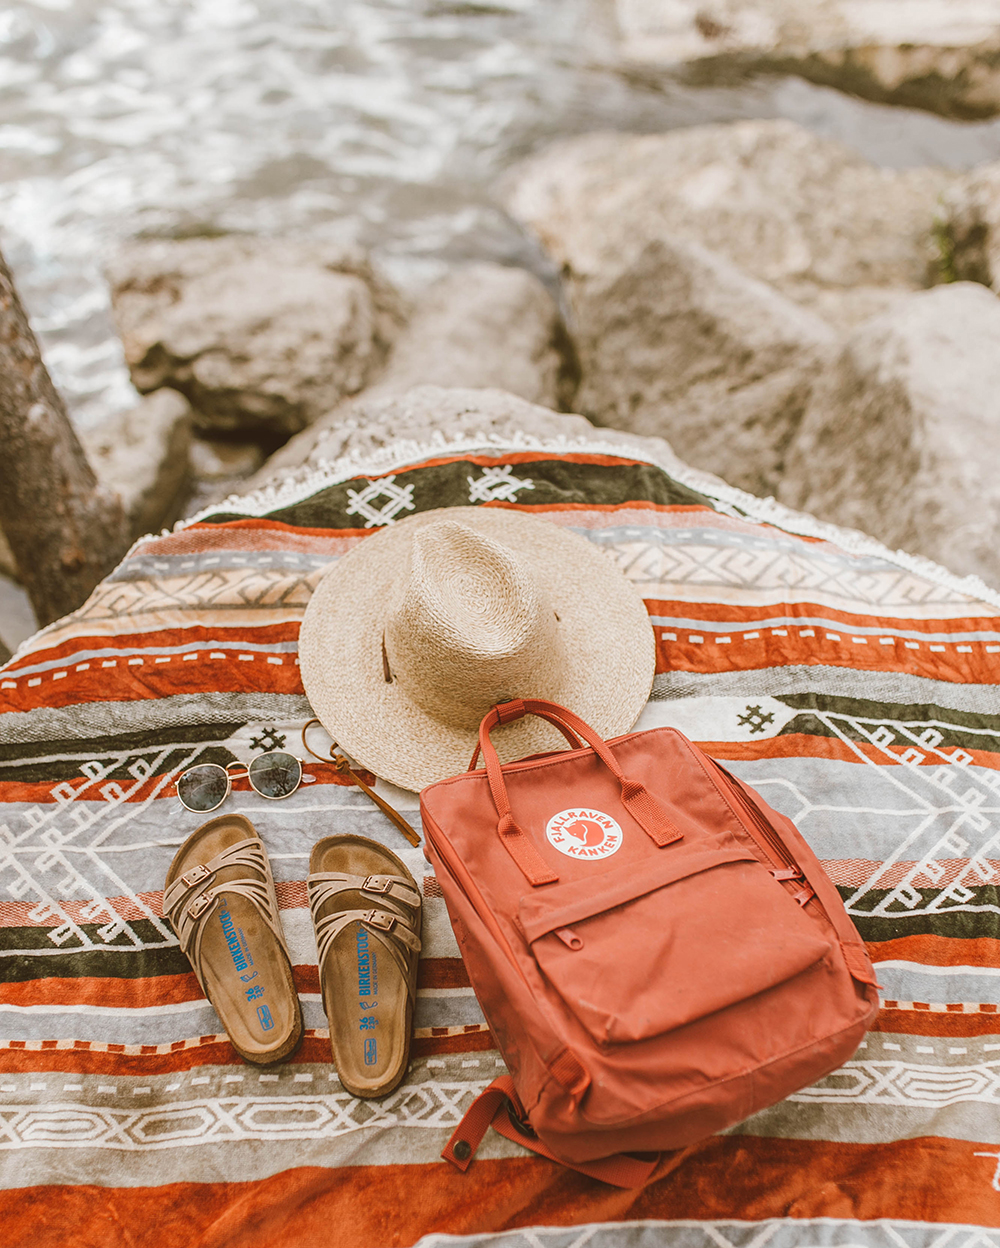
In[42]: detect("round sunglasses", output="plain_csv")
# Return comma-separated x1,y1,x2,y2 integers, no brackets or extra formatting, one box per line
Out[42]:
175,752,303,813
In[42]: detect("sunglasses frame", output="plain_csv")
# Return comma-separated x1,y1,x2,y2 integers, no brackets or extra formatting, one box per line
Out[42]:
175,751,304,814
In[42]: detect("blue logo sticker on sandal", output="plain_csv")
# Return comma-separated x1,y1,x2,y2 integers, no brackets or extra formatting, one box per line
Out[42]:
364,1038,378,1065
256,1003,274,1031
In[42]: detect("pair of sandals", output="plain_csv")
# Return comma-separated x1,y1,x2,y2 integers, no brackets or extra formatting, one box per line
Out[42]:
163,813,422,1098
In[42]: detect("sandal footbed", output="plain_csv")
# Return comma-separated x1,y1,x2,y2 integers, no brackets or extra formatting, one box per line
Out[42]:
166,813,302,1065
310,834,420,1098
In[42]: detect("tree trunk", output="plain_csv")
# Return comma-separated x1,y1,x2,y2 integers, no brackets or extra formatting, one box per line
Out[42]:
0,248,129,627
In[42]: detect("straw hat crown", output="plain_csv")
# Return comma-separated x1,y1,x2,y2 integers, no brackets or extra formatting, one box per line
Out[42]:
298,505,655,792
384,521,563,728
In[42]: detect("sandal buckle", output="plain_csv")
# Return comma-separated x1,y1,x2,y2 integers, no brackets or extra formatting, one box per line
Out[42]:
187,891,214,920
363,875,392,894
365,909,396,931
181,864,210,888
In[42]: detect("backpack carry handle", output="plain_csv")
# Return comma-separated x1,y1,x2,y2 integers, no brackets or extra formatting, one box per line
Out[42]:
474,698,683,887
467,705,583,769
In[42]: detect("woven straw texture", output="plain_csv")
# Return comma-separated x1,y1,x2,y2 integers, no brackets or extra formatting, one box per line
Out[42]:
298,506,655,791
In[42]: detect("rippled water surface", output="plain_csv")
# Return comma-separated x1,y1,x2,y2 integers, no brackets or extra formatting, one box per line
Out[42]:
4,0,1000,427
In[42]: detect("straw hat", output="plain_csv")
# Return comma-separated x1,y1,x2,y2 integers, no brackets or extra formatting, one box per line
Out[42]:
298,507,655,792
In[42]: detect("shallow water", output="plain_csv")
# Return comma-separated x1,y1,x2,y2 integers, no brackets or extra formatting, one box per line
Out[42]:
4,0,1000,429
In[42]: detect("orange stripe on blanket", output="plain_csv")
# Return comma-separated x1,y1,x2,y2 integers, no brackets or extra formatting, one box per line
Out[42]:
387,449,653,472
3,622,301,672
656,634,1000,683
0,959,471,1007
6,1135,1000,1248
0,1027,494,1075
705,734,1000,769
871,1007,1000,1037
0,660,306,712
818,859,1000,890
866,935,1000,967
646,599,1000,631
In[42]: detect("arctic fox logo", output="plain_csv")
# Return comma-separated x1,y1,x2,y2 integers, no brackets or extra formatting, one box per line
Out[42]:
563,819,607,848
545,808,623,860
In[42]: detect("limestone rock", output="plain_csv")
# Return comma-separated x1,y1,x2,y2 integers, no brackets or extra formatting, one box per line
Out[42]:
778,283,1000,587
616,0,1000,119
502,120,951,315
81,388,193,540
251,264,578,481
189,437,267,483
242,385,706,498
180,436,269,519
0,531,17,582
939,161,1000,290
538,234,833,497
108,237,404,440
373,263,577,411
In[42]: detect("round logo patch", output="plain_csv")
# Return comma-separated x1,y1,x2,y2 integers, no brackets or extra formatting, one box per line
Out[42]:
545,808,623,860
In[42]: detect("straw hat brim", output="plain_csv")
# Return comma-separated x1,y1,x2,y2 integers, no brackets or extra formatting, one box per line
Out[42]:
298,507,655,792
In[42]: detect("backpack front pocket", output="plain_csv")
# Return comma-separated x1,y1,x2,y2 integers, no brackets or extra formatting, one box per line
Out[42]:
519,845,831,1045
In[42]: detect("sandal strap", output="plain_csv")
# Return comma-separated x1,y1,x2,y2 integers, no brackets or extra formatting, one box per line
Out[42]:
311,903,421,986
164,838,287,991
307,870,420,915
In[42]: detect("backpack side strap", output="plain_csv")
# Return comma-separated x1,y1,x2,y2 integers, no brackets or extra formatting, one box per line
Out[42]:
442,1076,662,1189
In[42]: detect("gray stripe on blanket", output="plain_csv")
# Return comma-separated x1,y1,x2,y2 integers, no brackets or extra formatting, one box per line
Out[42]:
413,1220,1000,1248
653,666,1000,716
0,693,314,743
106,551,334,582
0,1056,518,1186
0,990,485,1044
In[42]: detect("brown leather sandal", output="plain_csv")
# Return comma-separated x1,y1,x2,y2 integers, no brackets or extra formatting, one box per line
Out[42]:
164,813,303,1065
308,835,421,1098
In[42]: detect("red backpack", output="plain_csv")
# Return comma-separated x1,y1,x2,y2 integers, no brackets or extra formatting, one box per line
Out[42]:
420,698,879,1187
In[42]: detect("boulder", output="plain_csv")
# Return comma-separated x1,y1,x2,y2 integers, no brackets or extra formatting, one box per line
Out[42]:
778,283,1000,587
502,120,953,330
0,531,17,582
81,388,193,540
241,385,706,498
0,576,36,661
569,237,833,496
108,237,404,441
615,0,1000,119
372,263,577,411
250,263,578,481
181,436,269,520
939,161,1000,290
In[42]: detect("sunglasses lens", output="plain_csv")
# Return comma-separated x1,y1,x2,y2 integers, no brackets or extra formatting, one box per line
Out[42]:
177,764,229,812
248,751,301,799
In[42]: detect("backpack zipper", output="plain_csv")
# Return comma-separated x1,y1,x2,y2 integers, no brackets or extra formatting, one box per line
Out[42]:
712,761,815,907
424,819,534,990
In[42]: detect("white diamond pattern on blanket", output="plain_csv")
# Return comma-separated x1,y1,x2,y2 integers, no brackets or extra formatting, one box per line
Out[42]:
467,466,534,503
792,1061,1000,1107
0,745,190,954
599,536,979,608
741,709,1000,920
345,475,416,527
0,1082,486,1151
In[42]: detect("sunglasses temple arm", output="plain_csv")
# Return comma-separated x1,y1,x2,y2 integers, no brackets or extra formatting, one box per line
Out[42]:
302,719,420,846
339,760,421,848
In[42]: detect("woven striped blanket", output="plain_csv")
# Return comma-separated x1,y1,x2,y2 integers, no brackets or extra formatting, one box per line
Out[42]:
2,436,999,1248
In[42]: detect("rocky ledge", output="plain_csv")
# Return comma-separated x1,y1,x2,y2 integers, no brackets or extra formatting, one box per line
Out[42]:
5,113,1000,656
616,0,1000,119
